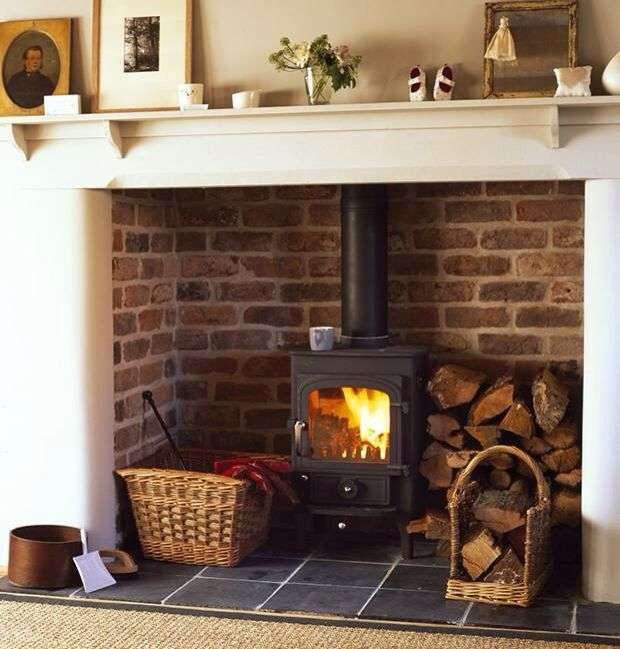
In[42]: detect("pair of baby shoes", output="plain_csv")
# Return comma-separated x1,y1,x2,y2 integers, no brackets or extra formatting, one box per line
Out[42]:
409,64,455,102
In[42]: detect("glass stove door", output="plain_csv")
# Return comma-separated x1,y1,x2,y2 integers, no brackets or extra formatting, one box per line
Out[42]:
306,385,391,463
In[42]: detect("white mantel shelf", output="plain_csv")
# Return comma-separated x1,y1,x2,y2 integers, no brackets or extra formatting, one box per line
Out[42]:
1,96,620,188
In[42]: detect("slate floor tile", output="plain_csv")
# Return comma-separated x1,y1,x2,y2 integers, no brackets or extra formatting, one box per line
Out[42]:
382,565,449,591
361,588,468,624
0,576,75,598
200,556,301,582
166,577,278,610
74,572,191,604
577,602,620,636
466,599,573,632
137,560,204,578
291,560,390,588
263,583,373,616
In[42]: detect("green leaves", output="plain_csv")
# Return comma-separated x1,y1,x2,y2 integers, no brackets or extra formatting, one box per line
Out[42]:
268,34,361,91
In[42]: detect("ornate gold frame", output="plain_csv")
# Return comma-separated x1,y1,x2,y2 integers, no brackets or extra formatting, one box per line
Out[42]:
0,18,71,116
483,0,578,99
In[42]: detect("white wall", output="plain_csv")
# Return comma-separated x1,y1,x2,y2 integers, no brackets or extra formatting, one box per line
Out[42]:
0,189,115,564
1,0,620,109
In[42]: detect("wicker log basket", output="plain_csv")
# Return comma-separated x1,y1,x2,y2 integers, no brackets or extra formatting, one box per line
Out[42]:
116,447,273,567
446,445,552,607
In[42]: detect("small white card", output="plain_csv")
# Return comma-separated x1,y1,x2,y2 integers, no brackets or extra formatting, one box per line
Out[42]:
180,103,209,111
73,551,116,593
44,94,82,116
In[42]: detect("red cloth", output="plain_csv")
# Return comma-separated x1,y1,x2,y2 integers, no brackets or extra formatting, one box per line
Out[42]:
214,457,299,504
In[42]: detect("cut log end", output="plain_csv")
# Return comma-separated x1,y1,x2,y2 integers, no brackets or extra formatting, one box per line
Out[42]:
532,368,569,433
468,376,514,426
473,489,529,534
427,364,486,410
484,547,524,585
461,526,502,580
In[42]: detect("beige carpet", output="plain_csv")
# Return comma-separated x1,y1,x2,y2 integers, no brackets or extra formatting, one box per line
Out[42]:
0,599,611,649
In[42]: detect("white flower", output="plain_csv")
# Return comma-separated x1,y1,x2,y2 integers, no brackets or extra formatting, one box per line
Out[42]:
292,41,310,67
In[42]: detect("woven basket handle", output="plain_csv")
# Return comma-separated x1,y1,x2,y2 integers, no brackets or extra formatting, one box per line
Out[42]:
451,444,550,504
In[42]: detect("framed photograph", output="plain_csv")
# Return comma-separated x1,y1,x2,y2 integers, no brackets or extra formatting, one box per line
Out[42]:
0,19,71,116
484,0,578,98
92,0,192,112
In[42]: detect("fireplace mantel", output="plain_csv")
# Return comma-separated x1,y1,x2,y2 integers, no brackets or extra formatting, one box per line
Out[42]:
1,96,620,189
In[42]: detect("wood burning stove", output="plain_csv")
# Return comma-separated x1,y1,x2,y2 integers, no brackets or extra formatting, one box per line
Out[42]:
289,184,429,558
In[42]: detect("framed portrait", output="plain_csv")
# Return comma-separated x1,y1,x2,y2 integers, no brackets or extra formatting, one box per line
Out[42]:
92,0,192,112
0,19,71,116
484,0,578,98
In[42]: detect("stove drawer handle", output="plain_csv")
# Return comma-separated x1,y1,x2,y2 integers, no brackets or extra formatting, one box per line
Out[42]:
294,420,311,457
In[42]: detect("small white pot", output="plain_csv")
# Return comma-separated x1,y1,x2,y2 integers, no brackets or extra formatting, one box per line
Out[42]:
232,90,262,109
602,52,620,95
178,83,204,109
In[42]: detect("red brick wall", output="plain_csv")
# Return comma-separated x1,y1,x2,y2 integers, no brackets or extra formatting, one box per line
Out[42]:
112,191,178,468
112,181,584,463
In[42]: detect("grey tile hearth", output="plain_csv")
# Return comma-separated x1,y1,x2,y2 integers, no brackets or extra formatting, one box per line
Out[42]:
1,534,619,642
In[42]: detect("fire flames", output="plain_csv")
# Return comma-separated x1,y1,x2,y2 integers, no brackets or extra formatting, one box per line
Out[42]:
308,386,390,461
342,387,390,460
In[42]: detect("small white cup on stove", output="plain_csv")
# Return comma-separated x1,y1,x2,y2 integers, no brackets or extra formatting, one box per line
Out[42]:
309,326,335,351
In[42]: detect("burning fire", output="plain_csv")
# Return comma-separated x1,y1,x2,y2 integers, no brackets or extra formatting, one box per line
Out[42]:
341,387,390,460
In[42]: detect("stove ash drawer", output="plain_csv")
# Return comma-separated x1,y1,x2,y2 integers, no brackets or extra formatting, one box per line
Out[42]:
307,474,390,506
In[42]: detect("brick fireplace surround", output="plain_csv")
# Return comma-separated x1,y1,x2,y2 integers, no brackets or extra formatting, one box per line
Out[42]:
1,99,620,606
112,181,585,468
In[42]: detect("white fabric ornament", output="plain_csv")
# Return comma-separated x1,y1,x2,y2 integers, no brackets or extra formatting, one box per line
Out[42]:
554,66,592,97
434,64,455,101
485,16,517,62
409,65,426,102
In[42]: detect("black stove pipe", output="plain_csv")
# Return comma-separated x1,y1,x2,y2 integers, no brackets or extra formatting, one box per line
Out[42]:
340,184,389,348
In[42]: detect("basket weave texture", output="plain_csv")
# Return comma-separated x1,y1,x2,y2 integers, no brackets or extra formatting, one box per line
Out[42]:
116,447,273,566
446,444,552,607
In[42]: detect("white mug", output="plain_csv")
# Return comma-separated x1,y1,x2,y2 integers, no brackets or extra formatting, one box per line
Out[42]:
309,326,335,351
232,90,262,109
178,83,204,109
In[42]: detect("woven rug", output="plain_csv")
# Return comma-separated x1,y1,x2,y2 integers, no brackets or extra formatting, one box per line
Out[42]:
0,600,613,649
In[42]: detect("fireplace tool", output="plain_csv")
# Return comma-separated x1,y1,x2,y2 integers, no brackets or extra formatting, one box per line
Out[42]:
142,390,187,470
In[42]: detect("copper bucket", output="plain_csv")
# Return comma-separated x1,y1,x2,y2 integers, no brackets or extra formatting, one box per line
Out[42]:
8,525,83,589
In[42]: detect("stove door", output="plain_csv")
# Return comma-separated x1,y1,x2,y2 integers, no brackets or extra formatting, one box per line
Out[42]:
294,374,405,472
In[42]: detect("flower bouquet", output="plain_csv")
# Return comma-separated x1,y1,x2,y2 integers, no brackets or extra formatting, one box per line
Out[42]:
268,34,362,105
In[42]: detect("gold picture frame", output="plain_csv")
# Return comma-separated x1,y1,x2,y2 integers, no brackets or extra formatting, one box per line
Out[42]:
92,0,192,113
0,18,71,116
484,0,578,98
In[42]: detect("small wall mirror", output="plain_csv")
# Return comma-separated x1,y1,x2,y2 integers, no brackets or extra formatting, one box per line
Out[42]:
484,0,578,98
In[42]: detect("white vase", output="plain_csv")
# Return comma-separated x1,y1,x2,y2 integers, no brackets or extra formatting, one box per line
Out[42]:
602,52,620,95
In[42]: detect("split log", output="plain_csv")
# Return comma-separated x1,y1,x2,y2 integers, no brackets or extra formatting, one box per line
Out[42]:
541,445,581,473
427,365,486,410
484,547,524,585
542,420,578,450
468,376,514,426
519,436,551,457
532,369,569,433
509,479,530,497
427,413,460,441
446,450,477,469
465,425,500,449
485,453,514,470
555,468,582,489
426,509,451,540
500,401,534,439
506,525,527,562
420,442,453,489
406,515,429,535
473,490,529,534
552,489,581,528
445,432,465,449
489,469,512,490
461,527,502,580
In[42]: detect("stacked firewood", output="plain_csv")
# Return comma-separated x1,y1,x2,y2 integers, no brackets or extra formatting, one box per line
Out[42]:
408,365,582,568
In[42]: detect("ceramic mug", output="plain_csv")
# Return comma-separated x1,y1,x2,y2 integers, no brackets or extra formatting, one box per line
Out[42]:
232,90,262,109
309,326,335,351
178,83,204,109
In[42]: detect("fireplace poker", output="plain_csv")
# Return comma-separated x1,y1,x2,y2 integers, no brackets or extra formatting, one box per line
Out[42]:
142,390,187,471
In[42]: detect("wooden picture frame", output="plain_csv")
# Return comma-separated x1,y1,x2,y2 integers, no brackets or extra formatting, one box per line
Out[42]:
92,0,192,113
0,18,71,116
483,0,578,99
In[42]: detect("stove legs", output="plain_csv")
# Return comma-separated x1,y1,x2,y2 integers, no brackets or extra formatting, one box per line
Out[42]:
397,516,413,560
